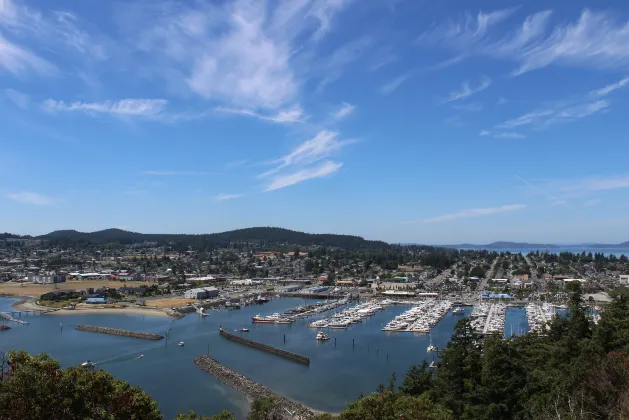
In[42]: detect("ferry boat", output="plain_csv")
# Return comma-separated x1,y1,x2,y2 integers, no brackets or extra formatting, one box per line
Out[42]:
316,331,330,341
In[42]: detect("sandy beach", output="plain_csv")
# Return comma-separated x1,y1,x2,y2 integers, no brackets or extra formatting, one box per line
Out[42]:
11,299,173,318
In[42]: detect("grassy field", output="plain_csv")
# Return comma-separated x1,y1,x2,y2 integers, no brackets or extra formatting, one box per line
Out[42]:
0,280,154,297
147,297,197,307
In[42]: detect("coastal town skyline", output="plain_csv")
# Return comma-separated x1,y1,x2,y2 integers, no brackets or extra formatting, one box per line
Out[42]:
2,0,629,243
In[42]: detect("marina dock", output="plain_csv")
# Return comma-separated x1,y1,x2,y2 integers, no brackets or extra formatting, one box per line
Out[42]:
194,355,317,418
219,328,310,365
75,324,164,340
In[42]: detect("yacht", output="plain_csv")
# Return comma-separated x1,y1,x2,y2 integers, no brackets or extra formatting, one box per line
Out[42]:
80,360,95,369
316,331,330,341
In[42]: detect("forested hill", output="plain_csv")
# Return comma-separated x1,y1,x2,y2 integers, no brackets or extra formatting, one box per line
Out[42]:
35,227,390,250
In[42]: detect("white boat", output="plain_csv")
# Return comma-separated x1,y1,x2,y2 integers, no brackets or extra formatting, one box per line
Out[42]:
178,341,185,347
427,344,438,352
81,360,95,368
452,307,463,315
316,331,330,341
240,327,249,332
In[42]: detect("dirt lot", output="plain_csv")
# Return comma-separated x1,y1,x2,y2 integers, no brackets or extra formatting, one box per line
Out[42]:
0,280,153,297
147,297,198,307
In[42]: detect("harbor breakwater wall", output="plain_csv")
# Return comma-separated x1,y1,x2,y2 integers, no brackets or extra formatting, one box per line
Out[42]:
219,328,310,365
194,355,317,419
75,325,163,340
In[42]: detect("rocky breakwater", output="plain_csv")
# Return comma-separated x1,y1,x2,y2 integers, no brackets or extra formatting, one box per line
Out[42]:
0,324,10,331
194,355,318,419
75,325,163,340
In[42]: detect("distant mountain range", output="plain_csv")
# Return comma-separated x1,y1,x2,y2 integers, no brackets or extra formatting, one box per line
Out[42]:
1,227,391,250
444,241,629,249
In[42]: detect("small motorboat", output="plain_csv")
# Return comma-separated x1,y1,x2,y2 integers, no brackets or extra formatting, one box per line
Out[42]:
452,307,464,315
316,331,330,341
137,354,144,359
240,328,249,332
178,341,185,347
427,344,438,352
80,360,95,368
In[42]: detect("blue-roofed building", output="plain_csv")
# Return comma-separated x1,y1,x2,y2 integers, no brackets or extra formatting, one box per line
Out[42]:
85,297,108,304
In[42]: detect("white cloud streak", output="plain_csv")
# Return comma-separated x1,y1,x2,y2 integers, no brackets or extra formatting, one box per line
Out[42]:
4,88,28,108
499,100,609,129
215,105,304,124
43,99,169,118
420,9,629,76
423,204,526,223
592,77,629,97
333,102,355,119
265,160,342,191
126,0,352,112
6,191,55,205
380,74,410,95
215,193,244,201
259,130,353,179
142,170,210,176
0,33,56,75
480,130,525,139
443,77,491,103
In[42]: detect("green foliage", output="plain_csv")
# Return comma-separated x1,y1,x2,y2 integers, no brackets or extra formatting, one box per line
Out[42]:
339,389,453,420
247,397,283,420
0,350,161,420
176,410,236,420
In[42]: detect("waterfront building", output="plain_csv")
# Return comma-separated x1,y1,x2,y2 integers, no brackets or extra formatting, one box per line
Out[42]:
184,287,219,299
27,272,66,284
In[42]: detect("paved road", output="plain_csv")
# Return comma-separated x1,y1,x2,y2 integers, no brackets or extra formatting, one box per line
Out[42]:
480,257,499,291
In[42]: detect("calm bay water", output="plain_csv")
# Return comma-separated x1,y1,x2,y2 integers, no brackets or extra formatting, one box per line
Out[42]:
0,297,529,419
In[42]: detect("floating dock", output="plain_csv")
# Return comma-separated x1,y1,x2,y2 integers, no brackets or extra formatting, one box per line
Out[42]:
219,328,310,365
75,324,163,340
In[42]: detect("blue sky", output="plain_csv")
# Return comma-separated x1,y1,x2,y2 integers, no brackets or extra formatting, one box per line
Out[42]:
2,0,629,244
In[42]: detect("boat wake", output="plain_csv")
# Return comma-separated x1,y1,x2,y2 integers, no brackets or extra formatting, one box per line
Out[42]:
94,352,146,366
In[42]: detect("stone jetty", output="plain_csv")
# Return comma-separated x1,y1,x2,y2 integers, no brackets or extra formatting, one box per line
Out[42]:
75,324,163,340
194,356,318,419
0,324,10,331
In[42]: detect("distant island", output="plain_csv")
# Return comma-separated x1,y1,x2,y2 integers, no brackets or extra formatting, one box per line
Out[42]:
443,241,629,249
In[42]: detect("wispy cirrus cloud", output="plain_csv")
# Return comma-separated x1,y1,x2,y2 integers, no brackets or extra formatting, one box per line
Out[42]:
419,9,629,76
265,160,342,192
443,77,491,103
498,100,609,129
123,0,354,113
4,88,29,108
142,170,211,176
380,74,410,95
332,103,355,119
480,130,525,139
215,105,304,124
591,77,629,97
260,130,352,191
0,33,56,75
215,193,244,201
423,204,526,223
43,99,169,118
583,199,601,207
6,191,55,205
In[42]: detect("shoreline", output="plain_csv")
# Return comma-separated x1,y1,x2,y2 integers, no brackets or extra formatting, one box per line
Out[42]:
6,297,174,319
